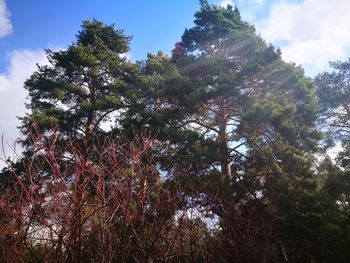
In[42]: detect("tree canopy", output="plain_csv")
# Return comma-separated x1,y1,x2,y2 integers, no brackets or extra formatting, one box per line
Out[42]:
21,19,138,145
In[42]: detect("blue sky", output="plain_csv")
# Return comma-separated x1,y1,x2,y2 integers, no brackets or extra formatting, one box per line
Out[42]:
0,0,278,70
3,0,347,72
0,0,202,70
0,0,350,160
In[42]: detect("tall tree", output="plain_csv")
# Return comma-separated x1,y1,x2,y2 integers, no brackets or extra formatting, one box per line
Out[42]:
167,3,322,260
12,21,141,261
170,1,319,181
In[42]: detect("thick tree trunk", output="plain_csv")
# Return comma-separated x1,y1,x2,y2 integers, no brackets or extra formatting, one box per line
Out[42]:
217,96,231,179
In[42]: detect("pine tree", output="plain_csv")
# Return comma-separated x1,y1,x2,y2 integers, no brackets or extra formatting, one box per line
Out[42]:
170,1,319,181
21,19,139,148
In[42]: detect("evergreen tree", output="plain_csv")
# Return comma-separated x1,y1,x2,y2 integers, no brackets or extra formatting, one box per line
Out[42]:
312,60,350,262
21,19,139,148
170,1,319,182
168,2,321,260
315,59,350,143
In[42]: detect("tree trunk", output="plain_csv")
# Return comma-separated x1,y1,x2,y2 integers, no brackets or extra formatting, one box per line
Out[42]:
85,75,97,140
70,74,97,262
217,96,231,179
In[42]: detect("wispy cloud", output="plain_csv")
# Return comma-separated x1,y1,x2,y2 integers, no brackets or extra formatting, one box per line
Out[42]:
257,0,350,76
0,0,12,37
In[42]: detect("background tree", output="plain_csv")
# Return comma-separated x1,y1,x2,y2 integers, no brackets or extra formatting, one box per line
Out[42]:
315,59,350,143
310,59,350,262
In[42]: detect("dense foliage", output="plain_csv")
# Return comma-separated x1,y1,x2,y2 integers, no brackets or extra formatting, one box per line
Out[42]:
0,1,349,262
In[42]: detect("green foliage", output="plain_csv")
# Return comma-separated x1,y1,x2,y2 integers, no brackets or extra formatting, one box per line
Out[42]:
315,59,350,144
21,19,138,146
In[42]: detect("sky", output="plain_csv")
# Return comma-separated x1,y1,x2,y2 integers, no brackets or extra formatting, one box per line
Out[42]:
0,0,350,161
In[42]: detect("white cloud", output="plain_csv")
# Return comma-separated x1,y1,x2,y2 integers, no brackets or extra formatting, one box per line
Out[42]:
257,0,350,76
0,0,12,37
239,0,264,8
219,0,234,8
0,50,47,163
